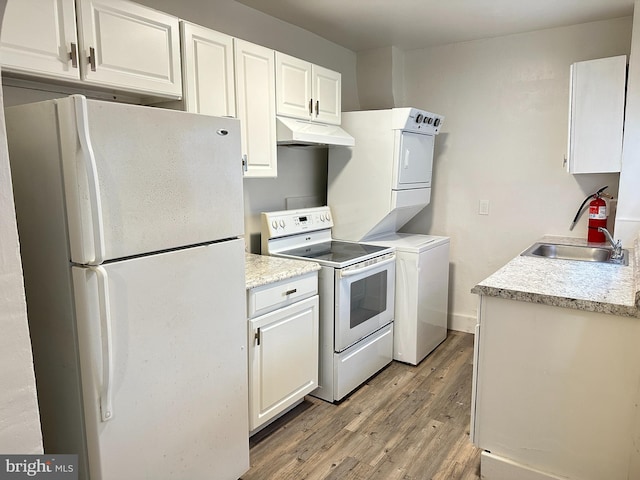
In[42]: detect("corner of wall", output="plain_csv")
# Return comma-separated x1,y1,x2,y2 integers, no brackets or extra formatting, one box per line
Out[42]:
0,3,44,449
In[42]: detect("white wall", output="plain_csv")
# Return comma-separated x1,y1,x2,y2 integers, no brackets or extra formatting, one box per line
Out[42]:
401,17,632,332
616,2,640,243
0,0,44,453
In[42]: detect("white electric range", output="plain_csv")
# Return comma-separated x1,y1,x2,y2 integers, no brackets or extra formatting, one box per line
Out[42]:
261,206,395,402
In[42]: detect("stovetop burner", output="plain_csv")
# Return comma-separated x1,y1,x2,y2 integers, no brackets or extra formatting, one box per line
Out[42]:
277,240,389,266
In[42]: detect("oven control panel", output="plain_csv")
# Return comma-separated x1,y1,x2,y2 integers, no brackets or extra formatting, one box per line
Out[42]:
261,206,334,239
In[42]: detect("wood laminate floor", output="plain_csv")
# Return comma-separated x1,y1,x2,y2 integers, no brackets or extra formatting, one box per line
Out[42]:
241,330,481,480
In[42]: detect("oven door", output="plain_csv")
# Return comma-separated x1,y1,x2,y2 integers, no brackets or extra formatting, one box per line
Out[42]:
334,253,395,352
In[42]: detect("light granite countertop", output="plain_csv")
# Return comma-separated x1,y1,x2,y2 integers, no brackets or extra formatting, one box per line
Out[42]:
245,253,321,290
471,234,640,317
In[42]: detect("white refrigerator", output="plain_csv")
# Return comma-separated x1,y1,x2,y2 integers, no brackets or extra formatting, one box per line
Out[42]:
6,95,250,480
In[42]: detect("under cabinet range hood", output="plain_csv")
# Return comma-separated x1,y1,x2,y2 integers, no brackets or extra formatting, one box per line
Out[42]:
276,117,355,147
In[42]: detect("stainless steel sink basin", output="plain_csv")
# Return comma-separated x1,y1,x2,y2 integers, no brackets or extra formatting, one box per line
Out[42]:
521,242,629,265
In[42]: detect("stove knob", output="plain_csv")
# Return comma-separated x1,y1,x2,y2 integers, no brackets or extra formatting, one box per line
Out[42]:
434,118,441,127
416,113,424,123
326,213,331,222
423,117,430,124
271,220,278,230
427,117,434,125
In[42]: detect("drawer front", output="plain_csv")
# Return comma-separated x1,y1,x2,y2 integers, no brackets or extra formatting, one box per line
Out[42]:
248,272,317,318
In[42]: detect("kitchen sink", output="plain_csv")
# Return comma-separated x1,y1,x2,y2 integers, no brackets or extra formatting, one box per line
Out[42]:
521,242,629,266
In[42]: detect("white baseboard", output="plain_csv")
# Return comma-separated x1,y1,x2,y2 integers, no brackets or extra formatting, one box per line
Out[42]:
481,452,569,480
449,312,476,333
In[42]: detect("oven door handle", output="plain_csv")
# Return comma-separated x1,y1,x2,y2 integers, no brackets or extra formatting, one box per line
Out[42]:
339,255,396,277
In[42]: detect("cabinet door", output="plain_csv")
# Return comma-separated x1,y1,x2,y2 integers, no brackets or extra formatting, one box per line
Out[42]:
313,65,341,125
567,55,626,174
275,52,312,120
234,39,277,177
248,295,319,431
0,0,80,80
75,0,182,98
180,22,235,117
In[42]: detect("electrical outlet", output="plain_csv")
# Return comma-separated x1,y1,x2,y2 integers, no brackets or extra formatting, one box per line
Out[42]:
479,199,490,215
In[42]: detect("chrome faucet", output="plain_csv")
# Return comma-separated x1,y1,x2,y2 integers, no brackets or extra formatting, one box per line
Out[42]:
597,227,624,262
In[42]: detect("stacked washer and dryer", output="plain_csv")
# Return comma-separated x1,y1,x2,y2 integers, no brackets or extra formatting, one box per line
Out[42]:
328,107,449,366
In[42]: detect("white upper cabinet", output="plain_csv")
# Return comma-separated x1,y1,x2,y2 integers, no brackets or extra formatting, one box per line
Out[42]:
75,0,181,98
276,52,341,125
180,21,235,117
313,64,341,125
0,0,182,99
0,0,79,80
234,39,277,178
567,55,626,174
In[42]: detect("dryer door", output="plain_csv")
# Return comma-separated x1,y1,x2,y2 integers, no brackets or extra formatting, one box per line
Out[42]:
393,131,434,189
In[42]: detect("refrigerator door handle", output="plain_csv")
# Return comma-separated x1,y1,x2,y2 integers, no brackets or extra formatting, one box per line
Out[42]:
92,265,114,422
74,96,106,265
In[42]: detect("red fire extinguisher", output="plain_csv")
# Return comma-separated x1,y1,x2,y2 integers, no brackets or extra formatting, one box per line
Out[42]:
569,186,611,243
587,194,608,242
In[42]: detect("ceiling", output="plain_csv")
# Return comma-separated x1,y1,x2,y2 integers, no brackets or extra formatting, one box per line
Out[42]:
234,0,634,52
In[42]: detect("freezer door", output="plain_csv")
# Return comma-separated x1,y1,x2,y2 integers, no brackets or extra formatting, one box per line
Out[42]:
72,239,249,480
58,95,244,264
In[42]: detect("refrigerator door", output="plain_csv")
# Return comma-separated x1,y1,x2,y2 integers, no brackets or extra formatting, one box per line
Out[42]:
57,95,243,264
72,239,249,480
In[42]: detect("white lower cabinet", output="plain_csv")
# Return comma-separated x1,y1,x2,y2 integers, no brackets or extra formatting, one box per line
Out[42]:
472,295,640,480
247,273,319,432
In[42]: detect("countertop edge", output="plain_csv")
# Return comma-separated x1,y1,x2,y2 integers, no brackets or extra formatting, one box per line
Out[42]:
471,284,640,318
245,252,321,290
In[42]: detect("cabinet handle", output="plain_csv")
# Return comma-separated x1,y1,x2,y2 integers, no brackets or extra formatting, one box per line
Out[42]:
285,288,297,295
254,328,261,346
242,154,248,172
88,46,97,72
315,100,319,116
69,43,78,69
309,98,313,115
563,155,567,168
